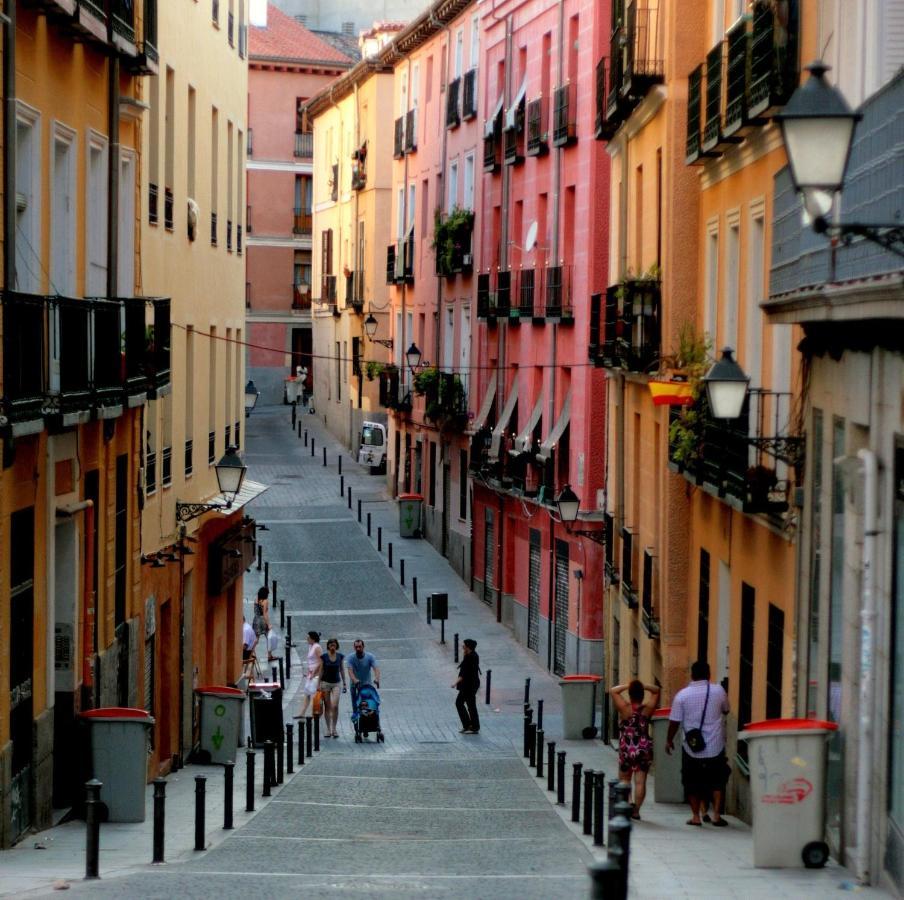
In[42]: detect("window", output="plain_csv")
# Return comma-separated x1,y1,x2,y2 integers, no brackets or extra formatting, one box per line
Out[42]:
187,86,197,199
399,70,408,118
705,224,719,340
165,67,175,228
118,151,135,295
429,441,437,506
697,549,710,663
210,107,219,240
86,134,109,295
745,210,765,389
335,341,341,402
224,327,232,432
396,187,405,240
444,307,455,369
208,325,217,463
342,341,348,384
806,409,824,717
739,582,755,761
51,124,77,295
114,454,128,627
448,160,459,213
408,183,416,235
454,28,464,78
463,152,475,210
148,75,160,224
459,305,471,393
470,14,479,68
226,121,234,250
459,449,468,519
766,603,784,719
185,326,194,476
725,217,740,351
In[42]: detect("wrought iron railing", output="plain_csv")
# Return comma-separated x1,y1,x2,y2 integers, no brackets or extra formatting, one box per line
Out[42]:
518,268,536,316
462,69,478,119
702,42,724,153
294,131,313,158
748,0,799,118
148,182,158,224
164,186,174,230
686,64,704,163
320,275,337,303
293,208,312,235
593,278,661,370
552,84,576,147
723,18,749,136
112,0,135,44
446,77,461,128
210,211,218,245
393,117,405,158
185,438,193,477
544,264,573,319
526,97,547,155
405,108,417,152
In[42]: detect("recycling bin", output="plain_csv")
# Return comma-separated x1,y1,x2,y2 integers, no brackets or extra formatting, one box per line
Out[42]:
651,707,684,803
559,675,601,739
737,718,838,869
398,493,423,538
80,707,154,822
196,685,245,765
248,681,284,748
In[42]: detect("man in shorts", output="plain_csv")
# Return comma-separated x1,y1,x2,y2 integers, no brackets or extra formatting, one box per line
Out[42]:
666,660,730,827
346,639,380,711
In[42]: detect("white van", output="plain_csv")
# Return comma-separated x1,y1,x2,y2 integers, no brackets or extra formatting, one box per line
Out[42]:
357,421,387,474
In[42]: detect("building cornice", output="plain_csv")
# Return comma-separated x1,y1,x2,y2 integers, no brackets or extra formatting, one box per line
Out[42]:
249,55,351,73
763,273,904,324
698,123,784,190
605,86,667,158
303,59,394,119
247,159,313,173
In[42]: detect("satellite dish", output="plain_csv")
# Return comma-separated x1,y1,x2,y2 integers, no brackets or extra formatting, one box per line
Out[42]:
524,221,538,252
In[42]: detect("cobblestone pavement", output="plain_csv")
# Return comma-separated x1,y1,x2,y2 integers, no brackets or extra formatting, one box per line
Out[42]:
28,404,892,899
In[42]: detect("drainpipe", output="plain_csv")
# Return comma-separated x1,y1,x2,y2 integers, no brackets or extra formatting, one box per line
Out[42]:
354,83,364,415
3,0,16,290
855,447,878,885
107,14,120,296
430,10,450,373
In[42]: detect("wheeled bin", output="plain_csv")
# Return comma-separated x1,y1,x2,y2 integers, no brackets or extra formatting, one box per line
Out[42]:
737,718,838,868
248,682,284,748
80,707,154,822
196,685,245,764
398,493,423,537
651,707,684,803
559,675,601,739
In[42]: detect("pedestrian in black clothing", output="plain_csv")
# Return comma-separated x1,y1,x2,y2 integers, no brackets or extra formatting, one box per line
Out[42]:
453,638,481,734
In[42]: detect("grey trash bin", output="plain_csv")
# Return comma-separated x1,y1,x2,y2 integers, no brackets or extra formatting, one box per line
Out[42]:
398,493,423,537
651,708,684,803
559,675,601,739
81,707,154,822
738,718,837,869
197,685,245,765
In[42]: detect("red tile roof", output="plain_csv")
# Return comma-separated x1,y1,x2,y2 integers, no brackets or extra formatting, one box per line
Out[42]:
249,4,354,66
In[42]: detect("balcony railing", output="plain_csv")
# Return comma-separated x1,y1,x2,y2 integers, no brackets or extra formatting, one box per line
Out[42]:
236,224,242,254
423,371,468,429
702,42,726,153
517,268,536,317
210,211,218,245
405,108,417,152
293,283,312,309
293,131,313,158
552,84,576,147
592,278,661,371
111,0,135,45
594,58,618,141
385,244,397,284
496,270,511,314
208,430,216,464
346,270,365,311
685,64,705,164
446,77,461,128
435,216,474,278
544,264,573,320
146,297,171,398
148,182,158,224
504,101,524,165
226,219,233,251
320,275,337,304
723,18,750,137
462,68,478,119
140,0,159,69
387,237,415,284
164,186,174,230
1,292,46,426
476,272,492,318
483,109,502,173
378,367,411,413
641,549,660,638
351,159,366,190
476,270,524,320
526,97,547,156
393,117,405,158
748,0,799,118
185,438,193,477
293,208,312,235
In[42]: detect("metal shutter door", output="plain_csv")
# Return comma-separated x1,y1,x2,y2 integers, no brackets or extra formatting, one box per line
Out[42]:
554,540,569,675
528,530,541,651
483,508,494,606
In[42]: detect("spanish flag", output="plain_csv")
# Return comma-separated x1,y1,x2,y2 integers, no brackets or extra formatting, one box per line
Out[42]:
648,381,694,406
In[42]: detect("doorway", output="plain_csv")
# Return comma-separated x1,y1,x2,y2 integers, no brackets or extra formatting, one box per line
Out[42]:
52,519,78,808
442,462,451,557
483,508,494,606
553,539,569,675
527,530,541,652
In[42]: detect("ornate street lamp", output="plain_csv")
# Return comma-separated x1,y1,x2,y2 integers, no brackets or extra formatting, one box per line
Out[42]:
176,445,248,522
776,61,904,257
244,379,259,416
405,342,422,372
364,312,393,349
703,348,749,420
554,485,606,545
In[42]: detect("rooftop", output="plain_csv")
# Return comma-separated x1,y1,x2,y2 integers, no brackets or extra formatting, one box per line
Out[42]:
250,4,355,67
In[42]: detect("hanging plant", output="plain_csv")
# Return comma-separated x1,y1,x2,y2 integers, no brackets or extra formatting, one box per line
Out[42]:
412,366,439,396
432,206,474,276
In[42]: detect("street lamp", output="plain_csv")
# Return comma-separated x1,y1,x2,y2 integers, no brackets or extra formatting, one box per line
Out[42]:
176,445,248,522
554,485,606,545
703,348,749,420
364,312,393,349
244,379,259,417
405,342,422,372
775,61,904,257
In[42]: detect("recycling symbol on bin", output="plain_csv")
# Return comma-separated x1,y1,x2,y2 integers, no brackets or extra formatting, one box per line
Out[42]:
404,508,414,531
212,726,224,750
214,703,226,717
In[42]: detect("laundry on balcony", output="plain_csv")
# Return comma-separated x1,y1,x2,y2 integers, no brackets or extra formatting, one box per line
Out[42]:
488,378,518,462
467,376,496,435
510,388,544,456
537,388,571,462
648,379,694,406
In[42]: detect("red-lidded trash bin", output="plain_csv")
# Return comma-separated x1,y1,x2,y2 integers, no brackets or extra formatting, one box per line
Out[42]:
248,681,284,748
398,493,423,537
559,675,601,739
196,685,245,765
80,707,154,822
738,718,838,869
651,707,684,803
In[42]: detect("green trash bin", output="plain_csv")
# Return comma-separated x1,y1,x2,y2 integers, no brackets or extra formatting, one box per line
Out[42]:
651,707,684,803
80,707,154,822
398,493,423,538
559,675,601,739
197,685,245,765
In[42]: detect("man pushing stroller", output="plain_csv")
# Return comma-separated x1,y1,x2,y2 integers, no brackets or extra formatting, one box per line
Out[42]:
347,639,383,742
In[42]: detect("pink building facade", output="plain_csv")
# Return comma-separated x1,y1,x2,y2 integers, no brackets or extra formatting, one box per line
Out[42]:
245,6,353,403
468,0,612,674
384,0,481,583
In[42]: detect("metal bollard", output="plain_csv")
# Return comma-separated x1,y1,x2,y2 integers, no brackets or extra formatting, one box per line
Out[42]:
245,748,256,812
298,720,305,766
583,769,595,835
264,561,269,591
152,778,166,863
338,455,342,475
547,742,556,792
613,782,631,811
594,773,606,846
608,779,619,819
537,698,544,730
535,728,545,779
588,857,624,900
298,421,302,439
426,595,431,625
314,715,320,752
85,779,102,879
572,762,583,822
273,577,278,614
271,664,278,684
388,542,393,568
304,428,308,447
347,486,352,510
278,657,285,689
194,775,206,851
528,722,537,767
276,733,284,785
400,559,405,586
305,717,313,757
367,512,372,537
286,616,293,680
454,633,459,663
286,724,294,774
485,669,492,705
377,526,382,551
357,498,362,522
523,708,534,758
557,751,567,805
323,446,327,466
608,814,632,895
257,546,262,571
412,576,418,605
262,741,273,797
524,677,531,705
340,474,344,497
311,437,315,457
291,403,297,428
223,762,234,830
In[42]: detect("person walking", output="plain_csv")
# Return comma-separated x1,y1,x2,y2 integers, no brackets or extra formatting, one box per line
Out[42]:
242,616,258,680
319,638,346,738
346,639,380,713
453,638,481,734
294,631,323,720
253,586,270,638
610,680,660,819
666,660,730,827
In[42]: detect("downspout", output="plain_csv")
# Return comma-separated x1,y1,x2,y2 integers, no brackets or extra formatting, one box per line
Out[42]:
431,10,450,373
354,83,363,414
3,0,16,291
107,9,120,296
855,446,878,885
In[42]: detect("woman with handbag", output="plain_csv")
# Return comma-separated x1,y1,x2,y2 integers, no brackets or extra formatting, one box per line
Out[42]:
294,631,323,720
319,638,346,738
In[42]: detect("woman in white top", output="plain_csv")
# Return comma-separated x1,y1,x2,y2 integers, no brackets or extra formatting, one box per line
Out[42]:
294,631,323,719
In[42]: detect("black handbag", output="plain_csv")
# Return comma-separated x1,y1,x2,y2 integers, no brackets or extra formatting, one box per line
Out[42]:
684,683,710,753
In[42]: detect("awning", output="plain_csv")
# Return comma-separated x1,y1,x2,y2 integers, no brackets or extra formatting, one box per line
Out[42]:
484,93,504,137
537,388,571,462
467,377,496,434
510,387,544,456
214,479,270,514
648,380,694,406
505,76,528,130
488,380,519,461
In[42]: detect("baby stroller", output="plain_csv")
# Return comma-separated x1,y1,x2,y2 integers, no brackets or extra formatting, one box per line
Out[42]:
352,683,384,743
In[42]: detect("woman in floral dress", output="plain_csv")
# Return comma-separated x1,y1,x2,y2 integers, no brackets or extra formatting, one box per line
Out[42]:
610,679,660,819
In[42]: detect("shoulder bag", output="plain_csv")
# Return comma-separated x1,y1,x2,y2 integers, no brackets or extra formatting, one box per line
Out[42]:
684,683,710,753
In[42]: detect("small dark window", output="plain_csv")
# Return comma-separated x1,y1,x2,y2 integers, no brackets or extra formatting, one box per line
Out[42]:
428,441,437,507
766,603,784,719
459,449,468,519
114,454,129,627
739,583,756,759
697,549,711,664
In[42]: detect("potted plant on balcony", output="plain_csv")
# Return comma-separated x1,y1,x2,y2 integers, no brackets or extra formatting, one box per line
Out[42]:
432,206,474,277
744,464,789,514
365,361,387,381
